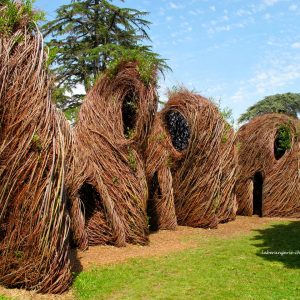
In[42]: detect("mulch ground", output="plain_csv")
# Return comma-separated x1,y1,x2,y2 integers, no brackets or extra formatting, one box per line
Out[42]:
0,216,296,300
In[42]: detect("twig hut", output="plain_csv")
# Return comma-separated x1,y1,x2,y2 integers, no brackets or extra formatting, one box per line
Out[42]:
145,89,237,229
69,61,158,247
236,113,300,217
0,3,72,293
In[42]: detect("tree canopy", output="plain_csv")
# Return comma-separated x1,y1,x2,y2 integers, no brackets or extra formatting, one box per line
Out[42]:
238,93,300,124
42,0,169,119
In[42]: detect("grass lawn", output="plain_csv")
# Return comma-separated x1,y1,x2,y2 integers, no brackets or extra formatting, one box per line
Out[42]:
74,221,300,300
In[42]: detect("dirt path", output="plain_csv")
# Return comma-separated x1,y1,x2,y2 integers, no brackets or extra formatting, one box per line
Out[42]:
0,216,296,300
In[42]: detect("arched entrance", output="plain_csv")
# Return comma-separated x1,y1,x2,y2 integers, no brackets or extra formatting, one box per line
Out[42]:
253,172,263,216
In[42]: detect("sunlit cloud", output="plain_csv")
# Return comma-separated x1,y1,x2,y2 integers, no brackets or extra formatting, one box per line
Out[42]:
291,42,300,49
289,4,298,11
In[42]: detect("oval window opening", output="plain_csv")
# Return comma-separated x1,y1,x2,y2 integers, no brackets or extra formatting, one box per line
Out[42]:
122,91,138,138
165,110,190,152
274,125,292,160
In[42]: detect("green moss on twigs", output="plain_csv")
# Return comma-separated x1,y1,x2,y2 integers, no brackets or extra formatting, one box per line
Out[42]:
14,250,24,260
221,123,232,144
0,0,45,36
166,155,173,168
112,177,119,185
236,142,242,152
127,147,137,171
31,132,42,152
107,47,170,85
295,123,300,140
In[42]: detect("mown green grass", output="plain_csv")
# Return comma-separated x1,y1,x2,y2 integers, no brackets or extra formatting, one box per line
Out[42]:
73,221,300,300
0,295,9,300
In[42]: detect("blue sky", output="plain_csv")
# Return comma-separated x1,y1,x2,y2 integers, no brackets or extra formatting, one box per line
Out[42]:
35,0,300,120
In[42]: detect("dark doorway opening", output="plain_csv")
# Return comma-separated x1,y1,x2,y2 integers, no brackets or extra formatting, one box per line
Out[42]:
164,110,190,152
79,183,102,222
122,90,138,138
253,172,263,217
147,172,161,232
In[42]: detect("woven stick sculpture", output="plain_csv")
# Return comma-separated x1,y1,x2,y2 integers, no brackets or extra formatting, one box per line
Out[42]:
0,4,72,293
236,113,300,217
218,127,238,223
146,89,237,229
69,61,158,247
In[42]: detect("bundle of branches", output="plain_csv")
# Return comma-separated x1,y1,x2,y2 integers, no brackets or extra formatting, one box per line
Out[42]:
236,113,300,217
0,2,72,293
69,60,158,247
218,126,238,223
146,89,237,229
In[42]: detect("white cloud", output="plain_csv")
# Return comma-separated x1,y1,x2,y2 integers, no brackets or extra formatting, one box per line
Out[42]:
169,2,184,9
236,9,252,17
263,0,279,6
158,7,165,16
263,13,272,20
251,65,300,94
188,9,203,16
232,60,300,102
289,4,298,11
188,10,197,16
229,44,300,108
231,88,247,103
291,42,300,49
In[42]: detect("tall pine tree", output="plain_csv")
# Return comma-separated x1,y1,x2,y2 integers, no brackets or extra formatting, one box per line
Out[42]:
43,0,168,119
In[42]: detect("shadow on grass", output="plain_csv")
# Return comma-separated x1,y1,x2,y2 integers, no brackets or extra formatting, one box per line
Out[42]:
252,221,300,269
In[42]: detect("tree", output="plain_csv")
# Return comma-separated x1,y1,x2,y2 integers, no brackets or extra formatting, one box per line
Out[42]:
238,93,300,124
42,0,168,118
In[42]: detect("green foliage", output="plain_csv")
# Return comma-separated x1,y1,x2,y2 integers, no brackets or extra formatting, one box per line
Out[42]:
0,0,45,36
112,176,119,185
127,147,137,171
156,132,167,142
14,250,24,260
274,124,292,158
107,47,169,85
166,155,173,168
124,128,135,139
42,0,169,116
123,98,137,139
64,106,80,124
295,123,300,139
166,85,188,99
212,97,235,127
73,221,300,300
148,132,166,143
31,132,42,152
239,93,300,124
236,141,242,152
221,123,231,144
